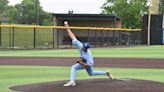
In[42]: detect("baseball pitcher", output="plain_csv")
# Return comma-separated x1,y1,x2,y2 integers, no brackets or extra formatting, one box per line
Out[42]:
63,21,113,87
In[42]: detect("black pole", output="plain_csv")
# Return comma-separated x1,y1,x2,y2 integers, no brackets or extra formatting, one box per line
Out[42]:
33,28,36,48
131,31,133,45
119,30,121,45
35,0,39,25
87,29,90,42
101,30,103,46
57,29,59,49
12,27,15,49
113,16,117,45
0,21,1,46
112,32,115,46
107,30,109,46
125,31,127,45
35,0,37,25
105,30,108,47
53,28,55,48
94,30,97,47
9,26,12,47
9,21,12,48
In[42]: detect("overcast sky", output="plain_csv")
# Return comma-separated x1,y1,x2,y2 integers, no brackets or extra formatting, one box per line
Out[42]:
8,0,106,14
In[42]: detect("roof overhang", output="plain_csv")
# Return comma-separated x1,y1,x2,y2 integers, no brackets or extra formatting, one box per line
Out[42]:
52,13,120,21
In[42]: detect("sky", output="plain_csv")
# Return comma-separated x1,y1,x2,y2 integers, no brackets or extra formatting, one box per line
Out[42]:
8,0,106,14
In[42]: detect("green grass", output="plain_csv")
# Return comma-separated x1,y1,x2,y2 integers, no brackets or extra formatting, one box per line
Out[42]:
93,45,164,58
0,46,164,92
0,66,164,92
0,45,164,58
1,28,53,48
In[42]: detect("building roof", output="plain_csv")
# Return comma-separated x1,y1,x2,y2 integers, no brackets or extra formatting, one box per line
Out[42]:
52,13,120,21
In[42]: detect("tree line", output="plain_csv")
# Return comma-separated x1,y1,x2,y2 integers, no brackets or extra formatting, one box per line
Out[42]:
101,0,164,28
0,0,164,28
0,0,52,25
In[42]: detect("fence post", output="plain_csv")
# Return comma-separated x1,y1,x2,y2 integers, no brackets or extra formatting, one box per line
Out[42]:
53,28,55,48
101,30,103,47
12,27,15,49
0,21,1,47
113,30,116,45
33,28,36,48
131,31,133,45
119,30,121,45
57,29,59,49
94,30,97,47
113,16,117,46
107,30,109,46
87,29,90,42
9,23,12,48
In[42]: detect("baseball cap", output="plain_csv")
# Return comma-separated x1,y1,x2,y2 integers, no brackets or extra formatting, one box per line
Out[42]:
83,42,91,49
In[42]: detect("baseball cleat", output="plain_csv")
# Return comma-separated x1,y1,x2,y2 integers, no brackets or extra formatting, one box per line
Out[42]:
106,70,114,79
63,81,76,87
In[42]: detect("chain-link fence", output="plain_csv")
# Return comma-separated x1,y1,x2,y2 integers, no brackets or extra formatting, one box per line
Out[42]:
0,25,141,49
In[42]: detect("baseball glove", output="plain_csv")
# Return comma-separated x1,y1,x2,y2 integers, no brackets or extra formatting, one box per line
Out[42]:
77,57,89,68
77,57,86,64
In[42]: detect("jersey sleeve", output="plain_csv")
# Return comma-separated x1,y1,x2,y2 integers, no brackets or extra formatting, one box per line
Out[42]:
72,38,83,49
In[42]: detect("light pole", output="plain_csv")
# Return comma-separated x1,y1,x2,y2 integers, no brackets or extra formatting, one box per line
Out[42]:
35,0,39,25
147,0,160,45
147,0,153,46
19,3,24,23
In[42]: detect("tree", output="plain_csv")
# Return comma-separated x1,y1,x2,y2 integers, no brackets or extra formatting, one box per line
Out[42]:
159,0,164,13
6,6,19,21
0,0,9,20
40,12,53,26
18,0,40,24
16,0,52,25
101,0,149,28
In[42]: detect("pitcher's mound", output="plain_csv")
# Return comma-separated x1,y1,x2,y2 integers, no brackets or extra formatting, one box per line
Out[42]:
10,78,164,92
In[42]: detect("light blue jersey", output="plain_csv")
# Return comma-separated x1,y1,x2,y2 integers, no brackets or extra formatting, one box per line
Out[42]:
72,38,94,66
70,38,107,82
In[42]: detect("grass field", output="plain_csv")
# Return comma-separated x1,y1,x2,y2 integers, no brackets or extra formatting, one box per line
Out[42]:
1,28,53,48
0,45,164,58
0,66,164,92
0,46,164,92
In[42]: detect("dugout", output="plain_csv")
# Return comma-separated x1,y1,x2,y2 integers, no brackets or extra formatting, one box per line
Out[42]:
52,13,122,47
142,14,164,45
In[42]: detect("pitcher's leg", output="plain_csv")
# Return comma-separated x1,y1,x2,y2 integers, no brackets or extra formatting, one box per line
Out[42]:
70,63,84,81
86,67,106,76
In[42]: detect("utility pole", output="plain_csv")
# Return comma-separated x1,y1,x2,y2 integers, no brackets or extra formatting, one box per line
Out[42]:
147,0,160,46
19,3,24,23
35,0,39,25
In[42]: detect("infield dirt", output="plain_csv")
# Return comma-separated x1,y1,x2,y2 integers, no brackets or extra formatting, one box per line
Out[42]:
10,78,164,92
0,57,164,68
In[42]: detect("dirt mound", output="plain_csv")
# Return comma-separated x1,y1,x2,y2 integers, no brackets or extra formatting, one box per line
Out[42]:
10,78,164,92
